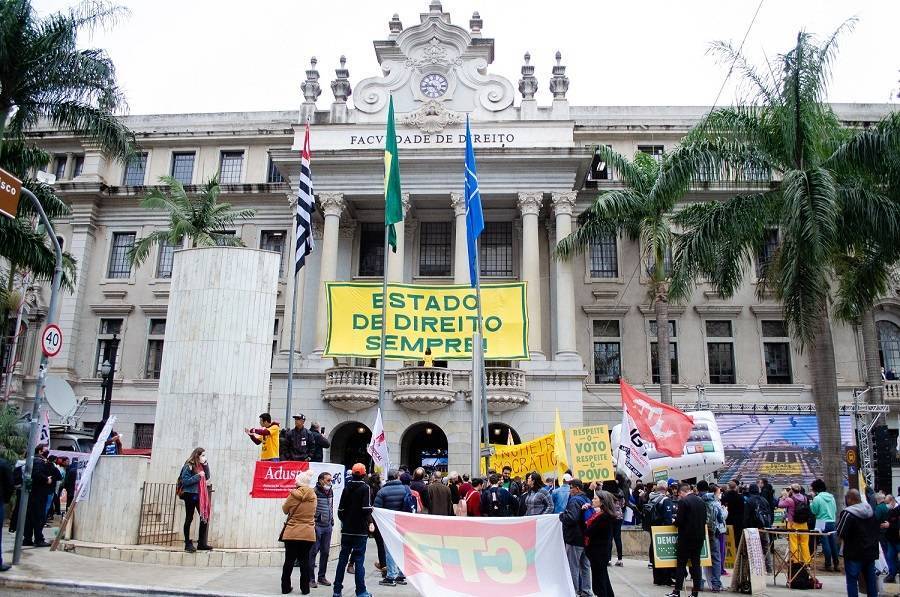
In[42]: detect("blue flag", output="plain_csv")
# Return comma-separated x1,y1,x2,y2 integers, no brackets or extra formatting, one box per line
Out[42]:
464,117,484,287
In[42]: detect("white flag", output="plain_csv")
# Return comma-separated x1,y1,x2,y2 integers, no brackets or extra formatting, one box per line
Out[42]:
617,403,651,481
39,408,51,448
366,407,390,478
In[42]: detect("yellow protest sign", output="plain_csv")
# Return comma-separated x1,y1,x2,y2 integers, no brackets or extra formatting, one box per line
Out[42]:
483,433,559,477
725,525,737,568
652,525,713,568
569,425,614,483
324,282,529,360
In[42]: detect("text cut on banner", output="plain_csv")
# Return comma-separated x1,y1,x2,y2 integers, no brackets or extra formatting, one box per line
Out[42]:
324,282,528,360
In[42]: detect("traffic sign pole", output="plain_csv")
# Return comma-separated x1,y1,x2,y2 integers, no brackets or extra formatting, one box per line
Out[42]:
41,323,63,357
12,185,63,564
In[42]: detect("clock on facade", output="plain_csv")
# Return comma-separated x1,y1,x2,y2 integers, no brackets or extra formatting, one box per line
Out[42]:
419,73,449,98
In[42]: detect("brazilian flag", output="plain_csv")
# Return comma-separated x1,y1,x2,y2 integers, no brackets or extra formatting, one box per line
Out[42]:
384,96,403,252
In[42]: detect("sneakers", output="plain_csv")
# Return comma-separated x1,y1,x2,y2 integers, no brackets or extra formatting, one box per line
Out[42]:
185,541,197,553
379,577,397,587
197,544,213,551
0,563,11,572
397,576,407,585
665,591,680,597
309,581,318,589
615,559,624,567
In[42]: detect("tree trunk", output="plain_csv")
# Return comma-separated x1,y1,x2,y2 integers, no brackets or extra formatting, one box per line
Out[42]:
0,104,9,157
860,309,883,404
809,309,844,502
655,289,672,405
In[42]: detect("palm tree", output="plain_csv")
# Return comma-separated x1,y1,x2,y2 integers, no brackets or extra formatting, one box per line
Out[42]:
128,176,257,267
556,148,684,404
0,0,135,156
664,21,900,494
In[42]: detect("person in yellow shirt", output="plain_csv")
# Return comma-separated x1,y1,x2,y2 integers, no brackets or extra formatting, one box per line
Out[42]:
423,348,434,368
245,412,281,461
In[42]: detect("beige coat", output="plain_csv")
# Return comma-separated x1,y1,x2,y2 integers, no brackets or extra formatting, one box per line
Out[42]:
281,486,316,541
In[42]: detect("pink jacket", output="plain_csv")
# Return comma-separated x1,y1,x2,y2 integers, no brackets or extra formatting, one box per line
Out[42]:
778,493,807,523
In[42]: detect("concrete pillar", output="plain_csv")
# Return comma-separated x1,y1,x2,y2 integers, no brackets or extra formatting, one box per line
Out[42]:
314,193,345,354
387,193,410,282
279,192,304,354
76,142,107,183
518,192,544,359
63,152,75,180
551,191,579,361
74,456,148,544
146,246,280,548
451,192,468,284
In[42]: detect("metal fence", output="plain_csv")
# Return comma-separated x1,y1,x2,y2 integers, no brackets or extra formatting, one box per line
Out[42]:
138,482,178,546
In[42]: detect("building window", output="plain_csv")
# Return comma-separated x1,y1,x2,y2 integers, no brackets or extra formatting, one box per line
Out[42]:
267,158,285,183
214,231,236,246
170,152,195,185
133,423,154,449
761,319,792,384
219,151,244,184
95,318,123,377
649,319,678,384
53,155,67,180
155,239,180,279
419,222,452,277
122,152,148,186
107,232,135,278
73,155,84,177
272,318,280,366
260,230,286,278
144,319,166,380
592,320,621,384
358,223,384,277
878,321,900,378
479,222,513,277
705,320,736,384
638,145,664,163
590,233,618,278
646,246,672,278
756,228,779,278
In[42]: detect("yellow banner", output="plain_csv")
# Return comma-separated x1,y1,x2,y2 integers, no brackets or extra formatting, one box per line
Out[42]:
324,282,529,360
569,425,615,483
759,462,802,476
483,433,559,477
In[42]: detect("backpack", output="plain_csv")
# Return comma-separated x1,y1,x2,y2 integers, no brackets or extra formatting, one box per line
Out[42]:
408,489,424,513
754,498,774,528
703,497,718,533
176,472,184,498
642,498,664,531
486,487,511,517
792,496,811,524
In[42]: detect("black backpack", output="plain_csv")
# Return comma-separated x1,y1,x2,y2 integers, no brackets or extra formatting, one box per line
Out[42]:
750,496,773,528
792,496,811,524
642,499,663,531
485,487,511,517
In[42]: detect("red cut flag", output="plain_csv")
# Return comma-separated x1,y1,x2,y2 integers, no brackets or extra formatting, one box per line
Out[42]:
620,379,693,457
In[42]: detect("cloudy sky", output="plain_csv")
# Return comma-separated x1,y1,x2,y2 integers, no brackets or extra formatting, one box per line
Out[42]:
33,0,900,115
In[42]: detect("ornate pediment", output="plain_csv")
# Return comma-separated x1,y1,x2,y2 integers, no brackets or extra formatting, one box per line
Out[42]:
398,100,462,133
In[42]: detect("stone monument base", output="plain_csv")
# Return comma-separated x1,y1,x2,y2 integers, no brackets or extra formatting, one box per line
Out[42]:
60,540,288,568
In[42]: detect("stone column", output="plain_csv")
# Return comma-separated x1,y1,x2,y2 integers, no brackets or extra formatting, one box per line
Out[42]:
451,192,468,284
62,152,75,180
314,193,345,354
279,193,304,354
77,142,107,183
146,247,280,548
387,193,410,282
551,191,579,361
518,192,544,359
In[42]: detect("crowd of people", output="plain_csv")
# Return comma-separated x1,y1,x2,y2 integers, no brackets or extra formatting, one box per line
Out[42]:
245,413,331,463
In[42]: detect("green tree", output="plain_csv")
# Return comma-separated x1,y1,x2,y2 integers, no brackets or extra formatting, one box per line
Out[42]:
556,148,685,404
128,176,257,267
0,403,27,462
664,21,900,494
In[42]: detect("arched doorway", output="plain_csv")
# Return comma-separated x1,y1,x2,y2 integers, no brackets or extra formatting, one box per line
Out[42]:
400,422,448,474
329,421,372,470
484,423,521,445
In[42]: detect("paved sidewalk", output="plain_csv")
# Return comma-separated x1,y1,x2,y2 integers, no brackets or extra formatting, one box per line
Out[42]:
0,536,885,596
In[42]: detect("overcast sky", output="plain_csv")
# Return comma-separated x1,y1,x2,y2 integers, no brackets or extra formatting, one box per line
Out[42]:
33,0,900,115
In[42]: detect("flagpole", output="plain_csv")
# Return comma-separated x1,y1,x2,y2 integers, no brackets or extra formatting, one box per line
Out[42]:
377,224,390,414
285,254,299,423
473,245,490,471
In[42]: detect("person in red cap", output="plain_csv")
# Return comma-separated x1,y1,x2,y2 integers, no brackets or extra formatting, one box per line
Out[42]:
331,463,373,597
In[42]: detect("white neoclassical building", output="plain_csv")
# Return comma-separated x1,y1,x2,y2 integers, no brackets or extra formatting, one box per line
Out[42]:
6,2,900,475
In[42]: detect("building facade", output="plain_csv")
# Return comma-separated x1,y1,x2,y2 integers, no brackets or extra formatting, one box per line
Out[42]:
7,2,900,474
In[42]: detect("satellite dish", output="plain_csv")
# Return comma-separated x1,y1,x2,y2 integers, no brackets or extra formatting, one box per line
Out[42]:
44,375,78,419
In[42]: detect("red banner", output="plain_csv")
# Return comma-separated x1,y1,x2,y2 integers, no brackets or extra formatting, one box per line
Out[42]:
250,461,345,498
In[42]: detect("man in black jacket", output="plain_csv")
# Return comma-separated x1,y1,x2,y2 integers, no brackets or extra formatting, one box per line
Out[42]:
23,446,54,547
669,483,706,597
374,469,412,587
309,423,330,462
331,463,373,597
744,484,774,573
282,414,312,461
0,456,14,571
837,489,879,597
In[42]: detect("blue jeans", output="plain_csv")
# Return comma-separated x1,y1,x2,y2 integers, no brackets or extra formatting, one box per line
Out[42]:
385,543,401,580
705,530,723,590
845,559,878,597
332,535,368,596
887,541,899,579
309,525,332,581
820,522,838,568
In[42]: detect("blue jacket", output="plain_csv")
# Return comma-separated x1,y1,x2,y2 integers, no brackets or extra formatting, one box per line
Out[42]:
560,493,591,545
179,463,210,495
552,484,570,514
375,479,412,512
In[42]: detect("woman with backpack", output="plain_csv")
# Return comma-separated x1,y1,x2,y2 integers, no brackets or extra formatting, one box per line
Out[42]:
179,447,212,553
778,484,812,565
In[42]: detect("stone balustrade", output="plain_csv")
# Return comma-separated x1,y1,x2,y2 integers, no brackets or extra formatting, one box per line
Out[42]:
393,366,456,413
322,366,380,412
484,367,530,413
885,380,900,403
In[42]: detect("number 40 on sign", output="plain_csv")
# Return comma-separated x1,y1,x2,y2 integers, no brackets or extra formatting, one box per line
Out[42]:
41,323,63,357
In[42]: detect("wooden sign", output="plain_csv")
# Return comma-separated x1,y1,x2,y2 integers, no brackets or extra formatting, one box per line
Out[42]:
730,528,767,595
0,166,22,219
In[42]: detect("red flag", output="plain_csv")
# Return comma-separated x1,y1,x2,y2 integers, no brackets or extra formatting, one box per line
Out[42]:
620,379,693,457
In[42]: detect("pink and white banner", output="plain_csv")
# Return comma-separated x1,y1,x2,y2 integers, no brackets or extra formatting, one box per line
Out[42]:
371,508,576,597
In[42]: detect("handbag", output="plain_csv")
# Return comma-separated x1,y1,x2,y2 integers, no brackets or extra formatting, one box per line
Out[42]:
454,499,468,517
278,499,301,542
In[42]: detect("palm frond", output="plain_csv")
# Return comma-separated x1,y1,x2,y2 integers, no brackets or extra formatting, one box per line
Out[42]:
555,190,645,259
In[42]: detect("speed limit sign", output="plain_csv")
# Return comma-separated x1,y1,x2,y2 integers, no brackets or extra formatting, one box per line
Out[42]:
41,323,63,357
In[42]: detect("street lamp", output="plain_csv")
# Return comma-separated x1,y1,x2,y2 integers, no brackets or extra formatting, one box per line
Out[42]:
96,333,119,441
